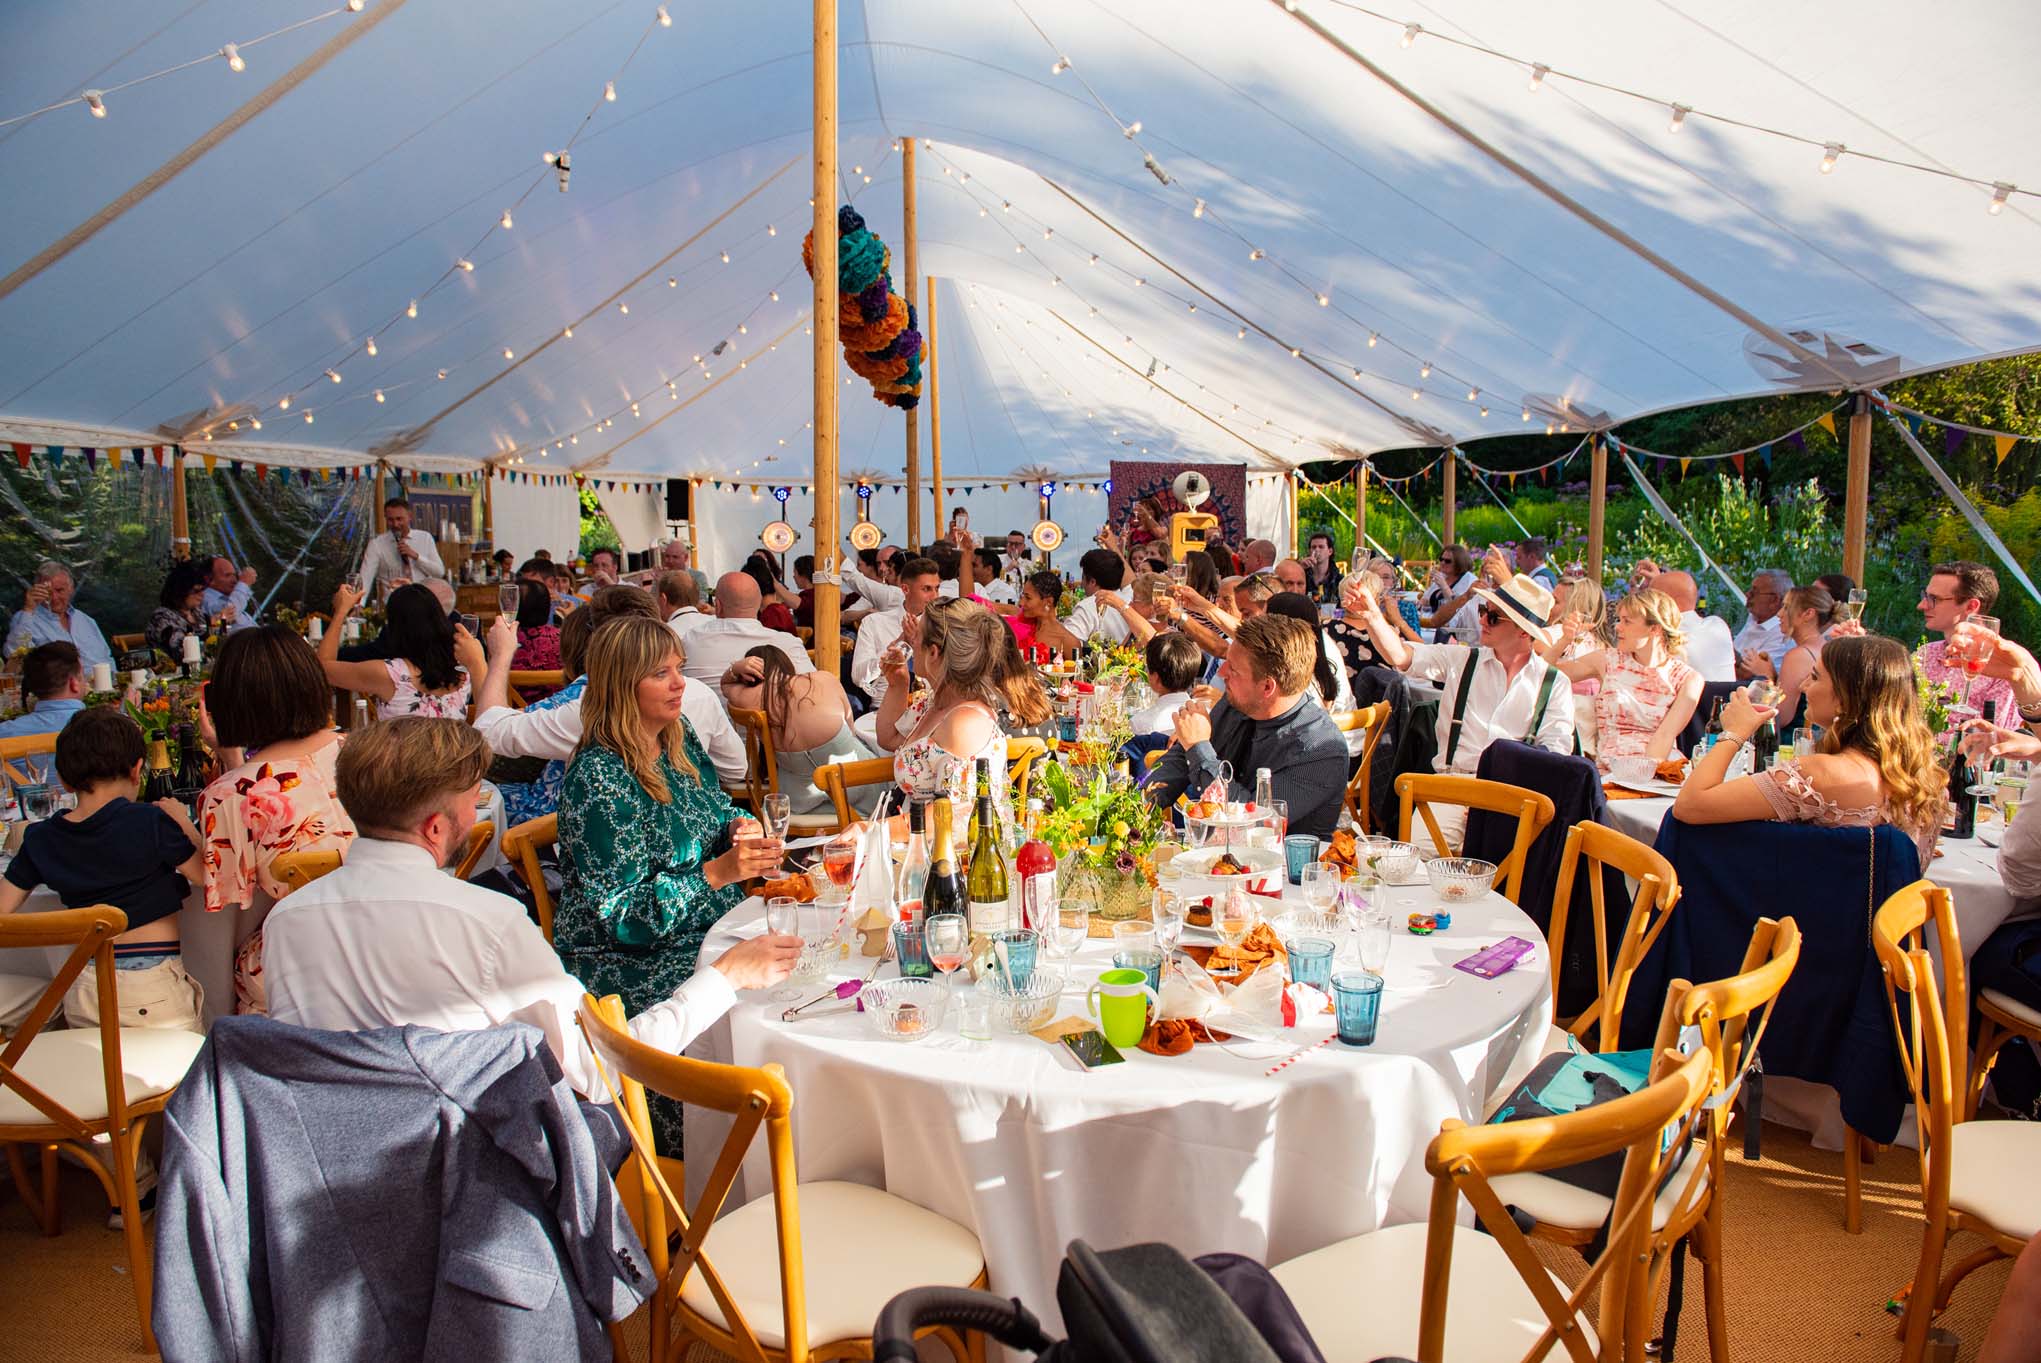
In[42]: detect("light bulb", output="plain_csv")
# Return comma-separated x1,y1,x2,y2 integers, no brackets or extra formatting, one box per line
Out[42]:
374,389,385,404
500,208,513,229
1249,247,1265,261
618,302,629,314
222,43,245,73
631,403,639,416
1419,361,1432,378
1528,63,1548,92
769,289,779,301
1820,142,1843,174
1051,56,1070,74
406,299,418,319
437,368,448,380
767,224,777,236
1667,104,1689,134
720,250,730,263
1123,120,1142,137
1989,181,2014,215
326,368,342,384
1088,253,1099,265
1401,22,1421,47
365,335,377,356
503,348,514,360
1367,331,1379,347
604,81,617,102
1480,405,1490,417
346,0,364,10
543,151,557,165
1411,388,1422,400
304,411,314,424
84,90,106,118
1522,407,1532,422
1237,327,1247,339
1468,387,1479,401
1193,198,1206,219
738,323,748,334
1316,292,1329,307
1290,347,1302,358
570,435,577,445
1546,422,1556,435
279,395,292,411
657,4,672,26
250,418,261,430
457,258,474,272
563,326,573,338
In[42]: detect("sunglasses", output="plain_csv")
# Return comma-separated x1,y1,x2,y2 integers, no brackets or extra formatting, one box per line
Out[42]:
1477,605,1508,626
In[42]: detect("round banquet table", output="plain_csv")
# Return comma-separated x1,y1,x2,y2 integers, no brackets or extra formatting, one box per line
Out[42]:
684,878,1552,1332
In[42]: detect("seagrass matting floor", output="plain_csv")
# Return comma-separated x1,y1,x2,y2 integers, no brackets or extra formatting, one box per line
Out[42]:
0,1120,2012,1361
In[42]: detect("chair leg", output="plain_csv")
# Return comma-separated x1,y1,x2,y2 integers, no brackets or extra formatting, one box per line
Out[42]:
1932,1244,2012,1316
1843,1127,1864,1235
5,1142,63,1236
1897,1211,1949,1363
1696,1203,1731,1363
1968,1020,2010,1121
111,1125,156,1353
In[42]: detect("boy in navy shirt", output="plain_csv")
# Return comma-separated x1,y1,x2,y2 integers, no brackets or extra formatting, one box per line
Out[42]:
1,706,204,1031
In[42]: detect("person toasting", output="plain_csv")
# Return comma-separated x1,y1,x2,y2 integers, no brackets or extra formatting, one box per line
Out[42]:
357,496,446,596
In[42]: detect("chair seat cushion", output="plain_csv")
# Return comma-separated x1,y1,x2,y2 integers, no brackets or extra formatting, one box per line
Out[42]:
1949,1120,2041,1239
1488,1152,1710,1234
677,1180,984,1351
1271,1221,1592,1363
1982,987,2041,1031
0,1027,205,1127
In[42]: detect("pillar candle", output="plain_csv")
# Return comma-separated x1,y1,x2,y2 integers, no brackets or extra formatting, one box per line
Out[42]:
182,635,202,665
90,662,113,693
307,615,324,642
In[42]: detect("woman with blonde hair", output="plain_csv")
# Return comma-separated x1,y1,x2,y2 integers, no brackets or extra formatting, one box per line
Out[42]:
1745,584,1837,731
1544,586,1703,771
555,614,782,1152
879,597,1048,809
1675,634,1945,863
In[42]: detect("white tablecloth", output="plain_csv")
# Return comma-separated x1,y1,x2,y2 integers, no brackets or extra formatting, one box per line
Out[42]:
685,882,1551,1330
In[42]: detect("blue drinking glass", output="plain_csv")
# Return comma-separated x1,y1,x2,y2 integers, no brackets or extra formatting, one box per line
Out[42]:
1113,947,1163,995
1286,937,1336,993
892,920,932,979
1283,834,1321,885
1332,970,1385,1046
989,928,1039,989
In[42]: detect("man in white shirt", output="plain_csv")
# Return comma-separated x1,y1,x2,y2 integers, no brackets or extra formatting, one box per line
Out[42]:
359,497,446,596
1343,570,1574,848
1733,568,1793,678
1650,570,1736,682
658,570,707,642
1241,539,1279,575
852,555,941,707
263,717,796,1101
971,547,1016,606
1002,530,1032,580
472,593,748,785
680,573,813,687
201,556,256,633
841,543,905,613
1061,548,1134,646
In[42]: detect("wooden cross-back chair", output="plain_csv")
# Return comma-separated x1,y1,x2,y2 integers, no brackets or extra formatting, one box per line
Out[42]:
1546,820,1682,1052
0,733,59,787
0,905,206,1353
501,814,560,942
272,849,344,893
576,994,989,1363
1273,1045,1715,1363
456,819,494,880
726,708,853,836
1005,736,1047,807
1969,966,2041,1122
1492,916,1801,1363
1873,880,2038,1363
506,669,566,709
1331,702,1393,830
1394,772,1556,904
812,759,895,837
110,633,146,655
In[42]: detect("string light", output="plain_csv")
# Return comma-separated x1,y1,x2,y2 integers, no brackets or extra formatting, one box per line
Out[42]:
1192,198,1206,218
222,44,245,73
374,389,385,403
1367,332,1379,347
667,276,677,287
1419,361,1432,378
1248,247,1265,261
1990,181,2014,215
657,5,672,26
767,224,777,236
1237,327,1247,339
562,325,573,338
1051,55,1070,74
1667,104,1689,134
719,250,730,263
603,81,617,103
325,368,341,384
500,208,513,229
249,418,261,430
618,301,629,314
1410,387,1422,399
456,258,474,272
1527,63,1548,92
364,335,377,356
1820,142,1843,174
437,368,448,380
84,91,106,119
502,347,514,360
769,289,779,301
1316,292,1330,306
303,411,314,424
406,299,418,319
278,394,292,410
1400,23,1421,48
346,0,363,10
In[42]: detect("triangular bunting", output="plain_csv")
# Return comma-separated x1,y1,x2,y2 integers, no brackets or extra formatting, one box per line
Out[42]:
1816,412,1836,438
1732,452,1745,475
1679,458,1690,476
81,447,97,469
10,443,28,469
47,446,65,467
1997,434,2018,466
1946,427,1968,458
1758,445,1772,469
109,448,124,470
201,453,217,474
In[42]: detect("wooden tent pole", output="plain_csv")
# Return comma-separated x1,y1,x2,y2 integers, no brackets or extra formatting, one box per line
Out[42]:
374,460,387,534
1440,450,1457,545
1287,472,1300,558
1844,394,1871,583
170,449,190,560
1354,460,1367,557
810,0,842,674
927,277,943,542
902,137,922,550
482,469,495,550
1587,436,1608,584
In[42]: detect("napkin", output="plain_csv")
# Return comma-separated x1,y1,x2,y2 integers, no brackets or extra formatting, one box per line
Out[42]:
1201,922,1286,979
1139,1018,1232,1056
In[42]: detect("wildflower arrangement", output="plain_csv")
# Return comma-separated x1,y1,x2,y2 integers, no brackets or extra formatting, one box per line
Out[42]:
1034,755,1171,883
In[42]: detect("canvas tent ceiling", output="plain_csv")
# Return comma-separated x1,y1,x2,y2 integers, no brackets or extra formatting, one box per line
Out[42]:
1,0,2036,485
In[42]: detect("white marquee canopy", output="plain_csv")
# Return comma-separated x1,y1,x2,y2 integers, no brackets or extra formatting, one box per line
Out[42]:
1,0,2036,488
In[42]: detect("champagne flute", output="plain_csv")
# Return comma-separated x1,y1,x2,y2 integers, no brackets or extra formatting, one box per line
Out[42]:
762,794,792,850
1845,587,1868,624
1215,895,1258,949
1951,614,2000,721
766,896,803,1001
1152,891,1186,958
497,581,521,617
925,915,971,1003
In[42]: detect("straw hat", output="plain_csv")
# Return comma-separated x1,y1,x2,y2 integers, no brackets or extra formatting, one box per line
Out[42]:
1473,573,1560,646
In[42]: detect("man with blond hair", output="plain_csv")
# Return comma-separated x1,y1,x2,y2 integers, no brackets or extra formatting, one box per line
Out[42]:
263,717,797,1099
1143,613,1349,838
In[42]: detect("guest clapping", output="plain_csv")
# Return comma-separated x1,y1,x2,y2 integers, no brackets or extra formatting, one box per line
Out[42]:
1542,587,1703,772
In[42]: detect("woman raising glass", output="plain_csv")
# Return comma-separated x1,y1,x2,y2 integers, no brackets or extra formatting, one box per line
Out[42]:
319,582,479,719
881,598,1049,810
1542,586,1703,773
1742,584,1837,734
555,615,783,1153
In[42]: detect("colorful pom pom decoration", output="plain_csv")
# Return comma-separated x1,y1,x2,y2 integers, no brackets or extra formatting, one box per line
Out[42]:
803,205,924,409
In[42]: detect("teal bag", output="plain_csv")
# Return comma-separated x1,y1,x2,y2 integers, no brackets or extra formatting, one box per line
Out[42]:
1489,1046,1681,1198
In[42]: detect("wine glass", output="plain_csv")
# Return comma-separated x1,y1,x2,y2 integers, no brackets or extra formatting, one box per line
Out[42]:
1300,863,1339,917
1950,614,2000,721
761,794,792,849
925,915,971,1001
1215,894,1258,948
497,582,520,617
820,830,859,890
1845,587,1868,624
1044,899,1089,962
1169,561,1187,586
1152,890,1186,957
766,896,803,1001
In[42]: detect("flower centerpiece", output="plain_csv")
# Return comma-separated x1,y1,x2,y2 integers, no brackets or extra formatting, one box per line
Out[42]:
1089,642,1148,686
1034,753,1171,920
1914,649,1964,748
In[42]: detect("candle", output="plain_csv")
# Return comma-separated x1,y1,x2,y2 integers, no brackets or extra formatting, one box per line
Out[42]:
345,617,362,641
90,662,113,693
182,635,202,665
307,615,324,641
131,668,149,690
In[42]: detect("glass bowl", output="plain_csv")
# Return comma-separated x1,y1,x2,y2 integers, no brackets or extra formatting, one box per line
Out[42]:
859,977,950,1041
1362,839,1424,885
982,968,1064,1034
1426,857,1498,907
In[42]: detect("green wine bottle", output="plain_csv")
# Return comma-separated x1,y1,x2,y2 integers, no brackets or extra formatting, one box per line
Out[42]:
966,758,1010,935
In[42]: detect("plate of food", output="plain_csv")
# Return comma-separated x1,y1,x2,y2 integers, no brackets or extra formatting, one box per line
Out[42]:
1605,755,1688,797
1169,843,1286,898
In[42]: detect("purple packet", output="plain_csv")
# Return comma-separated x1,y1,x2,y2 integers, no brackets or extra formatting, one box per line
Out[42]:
1453,936,1536,979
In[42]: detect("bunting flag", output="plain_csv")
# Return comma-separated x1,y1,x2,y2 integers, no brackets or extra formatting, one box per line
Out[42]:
201,453,217,474
47,446,65,467
230,461,243,477
1732,452,1745,475
1759,445,1773,469
11,443,27,469
1787,431,1806,453
1679,457,1690,476
1997,434,2018,466
1816,412,1836,438
1947,427,1968,458
255,463,268,482
108,448,123,470
153,446,166,467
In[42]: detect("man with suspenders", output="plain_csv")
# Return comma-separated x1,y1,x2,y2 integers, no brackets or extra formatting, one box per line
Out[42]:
1340,571,1576,848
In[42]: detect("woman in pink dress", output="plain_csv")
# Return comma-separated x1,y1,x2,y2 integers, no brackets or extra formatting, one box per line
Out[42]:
1741,584,1837,731
1544,587,1703,772
1673,634,1946,865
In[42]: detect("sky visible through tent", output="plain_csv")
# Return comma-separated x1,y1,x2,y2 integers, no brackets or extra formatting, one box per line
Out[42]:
0,0,2036,484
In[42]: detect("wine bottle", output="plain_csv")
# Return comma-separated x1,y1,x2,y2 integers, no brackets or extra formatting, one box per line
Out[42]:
142,737,176,802
1701,697,1725,754
1751,717,1777,774
353,697,371,730
967,759,1010,935
1949,746,1976,840
923,798,968,924
172,724,207,802
895,798,929,921
1016,799,1056,934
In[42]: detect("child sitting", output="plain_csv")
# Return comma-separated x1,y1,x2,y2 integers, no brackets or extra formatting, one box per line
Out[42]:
1131,632,1205,737
1,706,205,1031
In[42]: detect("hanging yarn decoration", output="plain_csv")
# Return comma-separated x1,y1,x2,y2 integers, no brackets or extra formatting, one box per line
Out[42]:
803,204,923,409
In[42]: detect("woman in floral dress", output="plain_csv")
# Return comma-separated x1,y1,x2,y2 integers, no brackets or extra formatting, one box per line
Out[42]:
197,627,356,1013
317,582,478,719
878,598,1050,811
1543,586,1704,773
555,614,782,1152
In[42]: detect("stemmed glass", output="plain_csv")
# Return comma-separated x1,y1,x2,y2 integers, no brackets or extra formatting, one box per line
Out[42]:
766,896,803,1001
925,915,971,1002
820,829,859,891
496,581,520,617
1044,898,1090,963
1949,614,2001,722
761,794,792,863
1845,587,1869,624
1215,894,1258,949
1152,891,1186,960
1300,863,1339,918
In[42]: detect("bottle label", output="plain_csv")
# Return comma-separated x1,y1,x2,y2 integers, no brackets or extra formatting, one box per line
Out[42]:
969,898,1010,935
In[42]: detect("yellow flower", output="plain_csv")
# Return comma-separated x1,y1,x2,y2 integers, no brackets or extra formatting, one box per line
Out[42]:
1111,820,1130,837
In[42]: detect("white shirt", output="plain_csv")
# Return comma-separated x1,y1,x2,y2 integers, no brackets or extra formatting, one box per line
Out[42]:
976,577,1018,607
473,679,749,786
2001,797,2041,918
263,839,737,1100
203,582,255,633
841,561,903,613
1734,613,1791,671
1063,593,1132,646
1407,641,1574,774
1680,611,1737,683
678,617,813,686
1439,572,1481,644
853,608,905,706
667,606,708,642
360,529,446,595
1131,692,1189,737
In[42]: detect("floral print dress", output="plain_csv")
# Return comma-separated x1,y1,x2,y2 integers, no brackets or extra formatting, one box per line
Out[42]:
892,694,1007,811
377,659,471,719
1591,650,1697,772
200,739,357,1014
556,726,745,1154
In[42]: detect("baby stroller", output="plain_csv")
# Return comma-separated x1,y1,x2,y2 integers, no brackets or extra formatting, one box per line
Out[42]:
872,1240,1355,1363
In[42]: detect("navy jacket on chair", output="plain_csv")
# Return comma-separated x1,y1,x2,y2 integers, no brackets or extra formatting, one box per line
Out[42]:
1466,740,1629,1020
153,1016,650,1363
1352,665,1419,835
1617,817,1923,1141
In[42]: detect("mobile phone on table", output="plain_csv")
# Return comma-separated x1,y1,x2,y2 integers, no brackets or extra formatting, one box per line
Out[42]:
1060,1031,1126,1069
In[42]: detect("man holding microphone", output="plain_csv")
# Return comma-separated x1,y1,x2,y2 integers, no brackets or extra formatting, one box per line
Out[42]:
359,496,446,597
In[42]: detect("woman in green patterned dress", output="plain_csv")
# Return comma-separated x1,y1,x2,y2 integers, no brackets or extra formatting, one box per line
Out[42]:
557,614,783,1152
